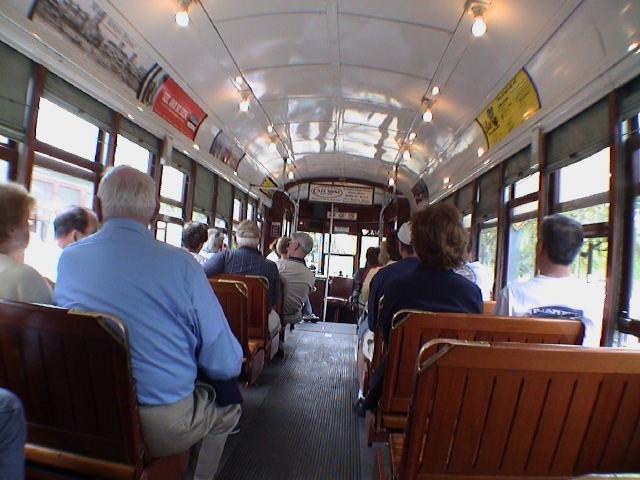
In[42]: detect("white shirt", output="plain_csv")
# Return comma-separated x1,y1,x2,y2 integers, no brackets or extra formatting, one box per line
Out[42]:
492,275,599,346
0,254,52,304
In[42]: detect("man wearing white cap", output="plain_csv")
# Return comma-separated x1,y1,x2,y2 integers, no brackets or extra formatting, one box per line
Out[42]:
366,221,419,333
203,220,281,334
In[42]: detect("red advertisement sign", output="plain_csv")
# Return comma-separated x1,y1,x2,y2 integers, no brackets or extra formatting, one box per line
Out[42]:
152,77,206,140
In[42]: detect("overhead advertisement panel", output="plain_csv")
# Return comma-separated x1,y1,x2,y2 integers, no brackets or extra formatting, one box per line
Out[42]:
476,69,541,148
309,184,373,205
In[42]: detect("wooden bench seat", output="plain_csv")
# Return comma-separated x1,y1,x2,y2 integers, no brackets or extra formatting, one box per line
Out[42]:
0,299,188,480
211,273,280,362
374,340,640,479
209,278,265,386
368,310,585,445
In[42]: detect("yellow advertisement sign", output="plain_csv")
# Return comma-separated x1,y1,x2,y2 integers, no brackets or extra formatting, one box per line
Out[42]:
476,69,540,148
259,176,278,198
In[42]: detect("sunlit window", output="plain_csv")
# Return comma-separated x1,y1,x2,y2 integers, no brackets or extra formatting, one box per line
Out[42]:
114,135,150,173
478,224,497,276
0,160,8,181
156,221,182,248
159,166,184,203
514,172,539,199
233,198,242,222
324,233,357,277
192,211,208,224
159,203,182,217
506,217,537,284
36,98,100,161
358,234,380,268
247,203,255,221
559,148,610,203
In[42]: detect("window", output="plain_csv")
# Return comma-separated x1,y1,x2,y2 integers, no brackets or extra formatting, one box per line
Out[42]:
159,166,184,203
233,198,242,222
0,160,8,181
478,222,497,276
114,134,151,172
155,221,183,248
506,216,538,284
247,203,255,221
192,211,209,224
324,233,357,277
358,232,380,268
36,98,100,161
301,231,323,273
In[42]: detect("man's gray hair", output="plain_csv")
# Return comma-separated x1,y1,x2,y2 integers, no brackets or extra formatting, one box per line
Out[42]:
98,166,157,222
236,236,260,248
291,232,313,255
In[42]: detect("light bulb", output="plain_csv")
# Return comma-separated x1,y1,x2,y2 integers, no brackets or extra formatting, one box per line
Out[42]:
287,171,294,179
422,108,433,122
471,15,487,37
175,8,190,27
431,86,440,96
388,178,395,186
402,150,411,161
269,142,278,152
267,124,274,133
238,96,250,112
477,147,485,157
408,132,417,141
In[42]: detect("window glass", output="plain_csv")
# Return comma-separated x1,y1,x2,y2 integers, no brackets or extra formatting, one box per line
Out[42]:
114,135,150,172
326,233,357,254
558,148,610,203
561,204,609,225
23,165,94,277
36,98,99,161
192,211,208,224
513,200,538,217
233,198,242,222
215,217,229,250
159,165,184,202
514,172,539,198
247,203,255,221
0,160,8,180
159,202,182,218
155,221,183,247
478,225,497,277
625,197,640,348
506,218,538,284
324,233,357,277
0,135,8,144
462,214,472,229
326,255,354,277
301,231,323,273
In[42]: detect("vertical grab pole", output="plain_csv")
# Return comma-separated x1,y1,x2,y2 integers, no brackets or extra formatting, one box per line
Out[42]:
322,203,335,322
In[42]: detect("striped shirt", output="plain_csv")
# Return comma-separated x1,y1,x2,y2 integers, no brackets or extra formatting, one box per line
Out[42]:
203,247,280,308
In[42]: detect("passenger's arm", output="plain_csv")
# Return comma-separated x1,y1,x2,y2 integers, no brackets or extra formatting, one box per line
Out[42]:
367,277,381,331
202,251,225,277
491,287,510,315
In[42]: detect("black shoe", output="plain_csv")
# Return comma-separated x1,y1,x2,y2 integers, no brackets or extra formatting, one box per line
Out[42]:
353,398,367,417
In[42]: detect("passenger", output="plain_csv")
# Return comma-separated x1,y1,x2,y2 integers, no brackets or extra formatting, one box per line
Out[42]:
55,166,243,479
0,182,52,304
276,232,316,327
203,219,282,335
199,228,224,259
366,222,419,333
361,233,402,307
454,240,494,301
354,203,482,416
351,247,381,318
0,388,25,480
266,238,280,262
276,236,291,260
54,206,99,249
182,221,209,264
492,214,597,345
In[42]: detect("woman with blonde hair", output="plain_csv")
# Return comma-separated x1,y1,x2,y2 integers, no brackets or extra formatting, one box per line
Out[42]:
0,182,52,303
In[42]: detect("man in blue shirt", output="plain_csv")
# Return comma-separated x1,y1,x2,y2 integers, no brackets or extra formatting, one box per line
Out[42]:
0,388,25,479
203,219,281,334
55,166,243,480
366,222,419,332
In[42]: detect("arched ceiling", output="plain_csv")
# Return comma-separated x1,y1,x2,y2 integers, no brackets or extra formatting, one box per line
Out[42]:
1,0,639,205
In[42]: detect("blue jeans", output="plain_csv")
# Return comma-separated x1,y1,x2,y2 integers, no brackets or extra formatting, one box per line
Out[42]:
0,389,25,480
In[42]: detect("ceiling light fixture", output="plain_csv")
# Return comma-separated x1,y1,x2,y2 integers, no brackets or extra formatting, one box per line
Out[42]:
388,177,395,186
408,132,417,141
443,176,450,184
477,147,486,157
175,0,192,27
422,107,433,122
235,75,244,85
629,42,640,53
402,149,411,161
431,86,440,96
238,93,250,112
467,1,490,37
193,144,200,151
267,124,274,133
287,171,294,179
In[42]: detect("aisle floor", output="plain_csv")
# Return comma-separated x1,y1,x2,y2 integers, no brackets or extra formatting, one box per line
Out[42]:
215,322,382,480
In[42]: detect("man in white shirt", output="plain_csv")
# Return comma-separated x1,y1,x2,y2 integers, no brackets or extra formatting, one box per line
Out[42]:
492,214,598,345
276,232,316,326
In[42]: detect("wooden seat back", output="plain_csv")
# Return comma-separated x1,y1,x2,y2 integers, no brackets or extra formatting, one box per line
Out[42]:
208,279,264,385
212,274,270,340
209,279,250,356
369,310,585,445
0,299,187,480
398,341,640,479
382,310,585,415
326,276,353,303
